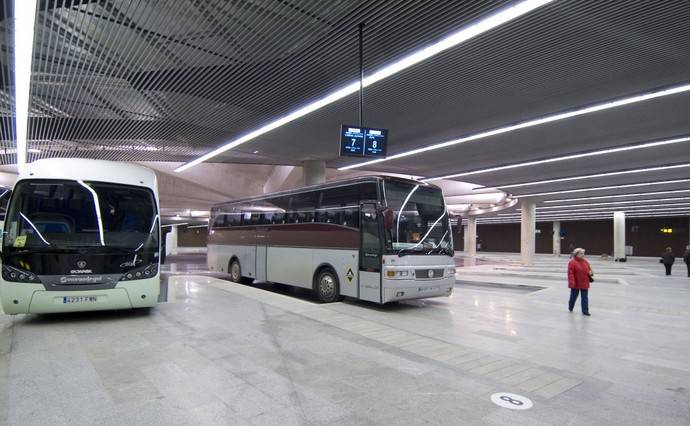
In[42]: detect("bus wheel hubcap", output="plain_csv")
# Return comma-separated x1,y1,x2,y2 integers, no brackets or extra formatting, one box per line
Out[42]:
231,263,240,280
320,275,335,297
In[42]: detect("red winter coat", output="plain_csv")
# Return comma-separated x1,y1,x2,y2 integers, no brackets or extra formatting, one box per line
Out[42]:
568,258,592,289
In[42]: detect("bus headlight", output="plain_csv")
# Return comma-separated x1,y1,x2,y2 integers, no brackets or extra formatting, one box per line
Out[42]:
120,264,159,281
386,270,410,279
445,267,456,277
2,265,41,283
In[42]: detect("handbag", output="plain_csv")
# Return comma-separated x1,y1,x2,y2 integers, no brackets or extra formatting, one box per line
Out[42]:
588,273,594,283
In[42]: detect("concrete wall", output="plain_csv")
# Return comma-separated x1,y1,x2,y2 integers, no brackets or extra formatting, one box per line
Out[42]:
178,227,208,247
474,222,552,253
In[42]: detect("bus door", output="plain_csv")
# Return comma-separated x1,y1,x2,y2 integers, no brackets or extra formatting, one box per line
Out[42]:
359,203,383,303
255,226,268,282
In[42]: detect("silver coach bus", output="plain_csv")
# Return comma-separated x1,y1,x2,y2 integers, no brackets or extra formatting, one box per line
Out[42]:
207,176,456,303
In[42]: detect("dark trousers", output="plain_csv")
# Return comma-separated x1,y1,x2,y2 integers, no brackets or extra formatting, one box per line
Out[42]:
686,263,690,277
664,264,673,276
569,289,589,314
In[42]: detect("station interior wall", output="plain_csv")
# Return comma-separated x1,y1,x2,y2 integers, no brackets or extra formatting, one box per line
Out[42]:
454,217,689,257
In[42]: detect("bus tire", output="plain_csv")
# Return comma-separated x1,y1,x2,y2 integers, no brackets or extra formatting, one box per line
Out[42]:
229,259,253,284
314,268,342,303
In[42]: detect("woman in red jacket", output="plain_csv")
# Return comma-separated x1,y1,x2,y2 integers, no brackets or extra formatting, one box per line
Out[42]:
568,248,593,316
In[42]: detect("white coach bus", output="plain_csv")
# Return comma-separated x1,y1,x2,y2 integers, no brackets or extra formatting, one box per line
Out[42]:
0,159,160,314
208,176,455,303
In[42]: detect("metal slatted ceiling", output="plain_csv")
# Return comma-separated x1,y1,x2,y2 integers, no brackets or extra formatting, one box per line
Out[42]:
0,0,688,189
244,0,690,167
0,0,508,164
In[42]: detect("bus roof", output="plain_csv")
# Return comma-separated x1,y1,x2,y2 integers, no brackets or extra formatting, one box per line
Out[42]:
18,158,157,190
212,175,439,209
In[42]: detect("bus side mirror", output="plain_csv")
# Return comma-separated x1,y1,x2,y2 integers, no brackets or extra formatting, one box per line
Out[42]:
383,208,393,230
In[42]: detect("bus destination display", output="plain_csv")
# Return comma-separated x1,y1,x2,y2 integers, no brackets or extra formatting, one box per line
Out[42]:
340,125,388,158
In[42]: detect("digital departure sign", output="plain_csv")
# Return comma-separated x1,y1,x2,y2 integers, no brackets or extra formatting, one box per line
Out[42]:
340,125,388,158
340,126,365,156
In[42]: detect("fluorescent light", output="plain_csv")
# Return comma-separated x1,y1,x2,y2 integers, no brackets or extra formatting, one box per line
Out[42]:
175,0,554,172
341,82,690,171
497,164,690,189
544,189,690,203
534,203,690,213
188,224,208,228
14,0,38,174
536,198,690,210
425,136,690,181
520,179,690,198
498,207,690,218
27,148,41,153
480,210,690,220
162,223,189,228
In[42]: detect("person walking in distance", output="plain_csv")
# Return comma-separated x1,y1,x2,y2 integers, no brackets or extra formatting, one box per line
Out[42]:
568,248,593,316
683,245,690,277
660,247,675,276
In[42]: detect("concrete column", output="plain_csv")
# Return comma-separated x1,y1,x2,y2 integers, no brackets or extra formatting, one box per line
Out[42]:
462,224,469,252
520,200,536,266
165,226,178,257
613,211,626,261
552,221,561,256
467,216,477,257
303,160,326,186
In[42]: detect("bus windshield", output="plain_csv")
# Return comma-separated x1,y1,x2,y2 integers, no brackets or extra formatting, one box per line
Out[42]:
2,180,158,252
383,181,452,255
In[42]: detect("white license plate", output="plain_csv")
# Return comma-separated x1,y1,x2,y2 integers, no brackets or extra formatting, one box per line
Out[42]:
62,296,98,304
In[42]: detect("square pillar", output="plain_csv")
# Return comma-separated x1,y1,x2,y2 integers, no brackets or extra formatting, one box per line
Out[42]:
613,211,626,261
552,221,561,256
520,200,536,266
303,160,326,186
467,216,477,257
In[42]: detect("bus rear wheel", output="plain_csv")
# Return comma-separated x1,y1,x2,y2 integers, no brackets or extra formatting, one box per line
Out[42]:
314,268,342,303
229,259,253,284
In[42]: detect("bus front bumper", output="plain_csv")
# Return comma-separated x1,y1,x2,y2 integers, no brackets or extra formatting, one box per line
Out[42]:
382,277,454,303
0,278,159,315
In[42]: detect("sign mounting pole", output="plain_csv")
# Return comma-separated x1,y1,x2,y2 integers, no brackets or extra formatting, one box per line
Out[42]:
358,22,365,128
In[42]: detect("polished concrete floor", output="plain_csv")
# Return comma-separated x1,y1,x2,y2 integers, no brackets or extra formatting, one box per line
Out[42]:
1,252,689,425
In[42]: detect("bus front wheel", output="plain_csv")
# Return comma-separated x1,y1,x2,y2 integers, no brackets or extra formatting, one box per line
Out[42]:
229,259,253,284
314,268,342,303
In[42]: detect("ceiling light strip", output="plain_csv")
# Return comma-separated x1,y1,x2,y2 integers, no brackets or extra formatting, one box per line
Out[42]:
496,163,690,189
519,178,690,198
536,198,690,210
477,212,690,224
340,81,690,171
13,0,39,173
496,207,690,219
543,189,690,204
425,136,690,181
175,0,554,172
514,202,690,212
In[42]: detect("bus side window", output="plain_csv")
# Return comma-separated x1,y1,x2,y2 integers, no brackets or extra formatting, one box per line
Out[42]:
290,192,317,224
211,214,226,229
228,212,242,227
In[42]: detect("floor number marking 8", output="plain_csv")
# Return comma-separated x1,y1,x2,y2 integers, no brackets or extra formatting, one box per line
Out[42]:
491,392,534,410
500,395,524,406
